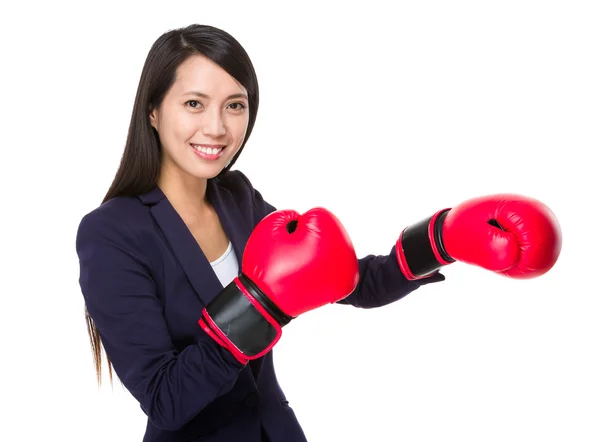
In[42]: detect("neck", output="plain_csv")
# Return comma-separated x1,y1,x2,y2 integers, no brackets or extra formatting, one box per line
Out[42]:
158,166,210,216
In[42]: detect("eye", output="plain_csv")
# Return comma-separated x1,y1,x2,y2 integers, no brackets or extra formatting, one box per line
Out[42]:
185,100,203,109
227,102,247,111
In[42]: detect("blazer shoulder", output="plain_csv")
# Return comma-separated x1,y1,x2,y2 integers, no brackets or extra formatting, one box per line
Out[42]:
214,169,256,196
215,169,276,221
76,195,149,249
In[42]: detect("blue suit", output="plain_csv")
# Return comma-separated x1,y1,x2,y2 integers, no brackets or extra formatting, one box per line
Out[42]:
76,170,444,441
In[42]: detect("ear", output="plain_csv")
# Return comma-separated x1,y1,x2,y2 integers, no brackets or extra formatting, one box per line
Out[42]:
149,106,158,130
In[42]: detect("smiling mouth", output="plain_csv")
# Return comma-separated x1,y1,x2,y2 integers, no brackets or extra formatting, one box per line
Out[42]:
190,144,225,155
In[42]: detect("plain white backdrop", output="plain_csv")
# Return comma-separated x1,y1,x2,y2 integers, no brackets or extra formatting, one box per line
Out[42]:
1,1,598,440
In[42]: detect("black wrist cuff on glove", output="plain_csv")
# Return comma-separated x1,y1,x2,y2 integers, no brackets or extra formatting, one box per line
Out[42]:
397,209,455,279
202,274,293,359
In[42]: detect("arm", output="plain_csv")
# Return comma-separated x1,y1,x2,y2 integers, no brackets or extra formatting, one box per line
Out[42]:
76,210,245,431
337,245,445,309
341,191,562,309
238,171,444,309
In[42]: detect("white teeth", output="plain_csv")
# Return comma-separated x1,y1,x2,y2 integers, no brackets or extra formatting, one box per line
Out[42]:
191,144,224,155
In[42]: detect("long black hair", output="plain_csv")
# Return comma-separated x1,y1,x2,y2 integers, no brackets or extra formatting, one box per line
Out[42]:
86,24,260,385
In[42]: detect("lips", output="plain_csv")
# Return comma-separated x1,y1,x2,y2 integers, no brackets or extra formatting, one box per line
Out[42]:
190,144,225,155
190,143,226,161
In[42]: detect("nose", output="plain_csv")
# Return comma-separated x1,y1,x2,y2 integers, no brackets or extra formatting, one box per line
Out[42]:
201,107,226,138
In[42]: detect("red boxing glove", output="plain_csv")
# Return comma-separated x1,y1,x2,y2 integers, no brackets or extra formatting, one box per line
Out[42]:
396,194,562,280
199,208,359,364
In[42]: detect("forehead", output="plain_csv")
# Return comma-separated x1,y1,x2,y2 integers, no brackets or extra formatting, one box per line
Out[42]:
170,54,247,97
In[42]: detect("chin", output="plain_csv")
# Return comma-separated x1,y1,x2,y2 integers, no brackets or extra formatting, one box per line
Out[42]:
187,164,227,180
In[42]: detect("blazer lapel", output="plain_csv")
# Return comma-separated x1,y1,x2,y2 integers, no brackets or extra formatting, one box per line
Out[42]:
139,186,222,307
138,179,253,308
206,177,253,265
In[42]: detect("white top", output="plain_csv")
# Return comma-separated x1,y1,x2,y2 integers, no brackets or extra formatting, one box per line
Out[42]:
210,242,239,287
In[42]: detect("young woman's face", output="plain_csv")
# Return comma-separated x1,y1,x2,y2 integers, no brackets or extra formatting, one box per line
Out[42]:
150,54,250,181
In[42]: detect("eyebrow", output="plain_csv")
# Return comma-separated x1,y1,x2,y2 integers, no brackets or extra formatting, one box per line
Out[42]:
183,91,248,100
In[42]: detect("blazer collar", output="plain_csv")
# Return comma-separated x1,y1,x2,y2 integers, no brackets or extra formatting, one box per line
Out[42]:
138,178,253,306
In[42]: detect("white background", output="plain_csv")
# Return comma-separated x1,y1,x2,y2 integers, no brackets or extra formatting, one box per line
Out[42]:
1,1,598,441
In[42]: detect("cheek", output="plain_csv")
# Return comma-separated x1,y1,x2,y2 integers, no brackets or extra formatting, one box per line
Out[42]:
159,113,197,158
156,104,192,137
230,116,249,144
169,112,198,142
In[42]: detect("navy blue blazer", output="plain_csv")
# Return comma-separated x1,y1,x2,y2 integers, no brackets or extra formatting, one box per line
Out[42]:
76,170,444,442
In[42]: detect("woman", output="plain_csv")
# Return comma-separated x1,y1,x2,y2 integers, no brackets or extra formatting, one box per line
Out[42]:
76,23,560,442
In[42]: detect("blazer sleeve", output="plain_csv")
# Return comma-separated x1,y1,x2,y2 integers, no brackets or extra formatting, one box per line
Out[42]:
238,170,445,309
336,245,445,309
76,209,245,432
